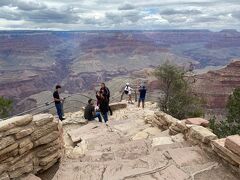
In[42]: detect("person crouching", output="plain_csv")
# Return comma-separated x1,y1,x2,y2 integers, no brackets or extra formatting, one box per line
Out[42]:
84,99,102,122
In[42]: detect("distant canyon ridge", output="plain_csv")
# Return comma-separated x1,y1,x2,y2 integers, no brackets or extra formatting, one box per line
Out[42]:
0,30,240,114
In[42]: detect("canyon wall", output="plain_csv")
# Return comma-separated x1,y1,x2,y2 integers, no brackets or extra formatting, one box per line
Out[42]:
193,60,240,110
0,114,63,179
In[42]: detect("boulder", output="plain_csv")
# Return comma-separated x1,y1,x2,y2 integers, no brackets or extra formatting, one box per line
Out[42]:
0,136,15,151
33,114,54,126
225,135,240,156
185,118,209,127
16,128,34,139
189,126,217,144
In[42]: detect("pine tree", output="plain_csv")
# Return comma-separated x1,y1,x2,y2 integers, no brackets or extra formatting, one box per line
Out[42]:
154,62,204,119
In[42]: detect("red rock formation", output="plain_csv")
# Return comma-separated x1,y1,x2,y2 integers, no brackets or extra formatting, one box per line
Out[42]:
192,60,240,109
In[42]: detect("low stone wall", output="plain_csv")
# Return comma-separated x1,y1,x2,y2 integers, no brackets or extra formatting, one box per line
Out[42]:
109,102,127,111
0,114,63,179
147,111,240,171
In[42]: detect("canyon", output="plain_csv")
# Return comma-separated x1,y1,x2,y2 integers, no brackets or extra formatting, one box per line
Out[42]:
0,30,240,115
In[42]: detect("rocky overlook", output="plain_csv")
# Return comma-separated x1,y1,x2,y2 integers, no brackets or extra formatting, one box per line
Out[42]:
51,102,240,179
0,102,240,179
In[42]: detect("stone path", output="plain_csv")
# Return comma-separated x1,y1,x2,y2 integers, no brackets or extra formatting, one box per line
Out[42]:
53,102,239,180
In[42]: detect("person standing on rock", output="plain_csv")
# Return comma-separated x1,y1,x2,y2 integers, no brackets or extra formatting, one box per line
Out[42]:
84,99,102,122
100,83,113,115
99,93,109,123
124,83,134,104
53,85,65,121
138,83,147,109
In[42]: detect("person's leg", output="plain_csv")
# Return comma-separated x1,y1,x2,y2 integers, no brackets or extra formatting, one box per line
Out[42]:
102,112,108,123
107,98,113,115
138,98,141,107
55,104,63,120
61,103,64,117
95,112,102,122
142,99,145,109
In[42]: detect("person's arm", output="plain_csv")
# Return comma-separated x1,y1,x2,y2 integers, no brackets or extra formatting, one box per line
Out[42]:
91,106,96,116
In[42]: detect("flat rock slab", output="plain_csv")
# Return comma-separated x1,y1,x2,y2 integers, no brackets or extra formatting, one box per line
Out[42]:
185,118,209,127
67,122,105,143
152,137,173,147
142,127,162,136
167,146,211,167
127,165,190,180
194,164,239,180
225,135,240,156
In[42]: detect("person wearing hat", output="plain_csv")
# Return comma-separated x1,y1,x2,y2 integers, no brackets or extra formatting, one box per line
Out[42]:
124,82,133,104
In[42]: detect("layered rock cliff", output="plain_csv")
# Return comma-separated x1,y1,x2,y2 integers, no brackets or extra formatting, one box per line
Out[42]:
192,60,240,110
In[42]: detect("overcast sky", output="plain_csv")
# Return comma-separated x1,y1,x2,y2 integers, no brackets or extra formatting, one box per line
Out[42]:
0,0,240,30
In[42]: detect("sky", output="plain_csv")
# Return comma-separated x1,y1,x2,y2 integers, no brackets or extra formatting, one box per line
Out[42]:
0,0,240,30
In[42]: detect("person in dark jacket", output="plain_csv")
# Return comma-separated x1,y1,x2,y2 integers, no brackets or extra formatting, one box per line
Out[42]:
84,99,102,122
100,83,113,115
53,85,65,121
138,84,147,109
99,93,109,123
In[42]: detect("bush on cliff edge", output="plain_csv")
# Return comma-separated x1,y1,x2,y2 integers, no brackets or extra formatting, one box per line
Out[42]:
209,88,240,138
154,62,204,119
0,96,13,119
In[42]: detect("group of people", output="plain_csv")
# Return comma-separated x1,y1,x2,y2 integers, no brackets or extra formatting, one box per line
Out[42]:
84,83,111,123
53,82,147,123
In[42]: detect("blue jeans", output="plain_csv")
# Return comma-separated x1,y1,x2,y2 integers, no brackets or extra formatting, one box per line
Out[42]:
92,112,102,122
55,103,63,120
101,112,108,123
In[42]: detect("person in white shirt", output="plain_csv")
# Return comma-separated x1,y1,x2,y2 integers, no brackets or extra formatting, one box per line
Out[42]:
124,83,133,104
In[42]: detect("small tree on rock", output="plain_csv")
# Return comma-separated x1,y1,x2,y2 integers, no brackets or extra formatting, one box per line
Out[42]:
210,88,240,138
154,62,204,119
0,96,13,119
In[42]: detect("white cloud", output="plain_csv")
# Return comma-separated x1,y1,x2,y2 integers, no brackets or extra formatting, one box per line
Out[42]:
0,0,239,30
